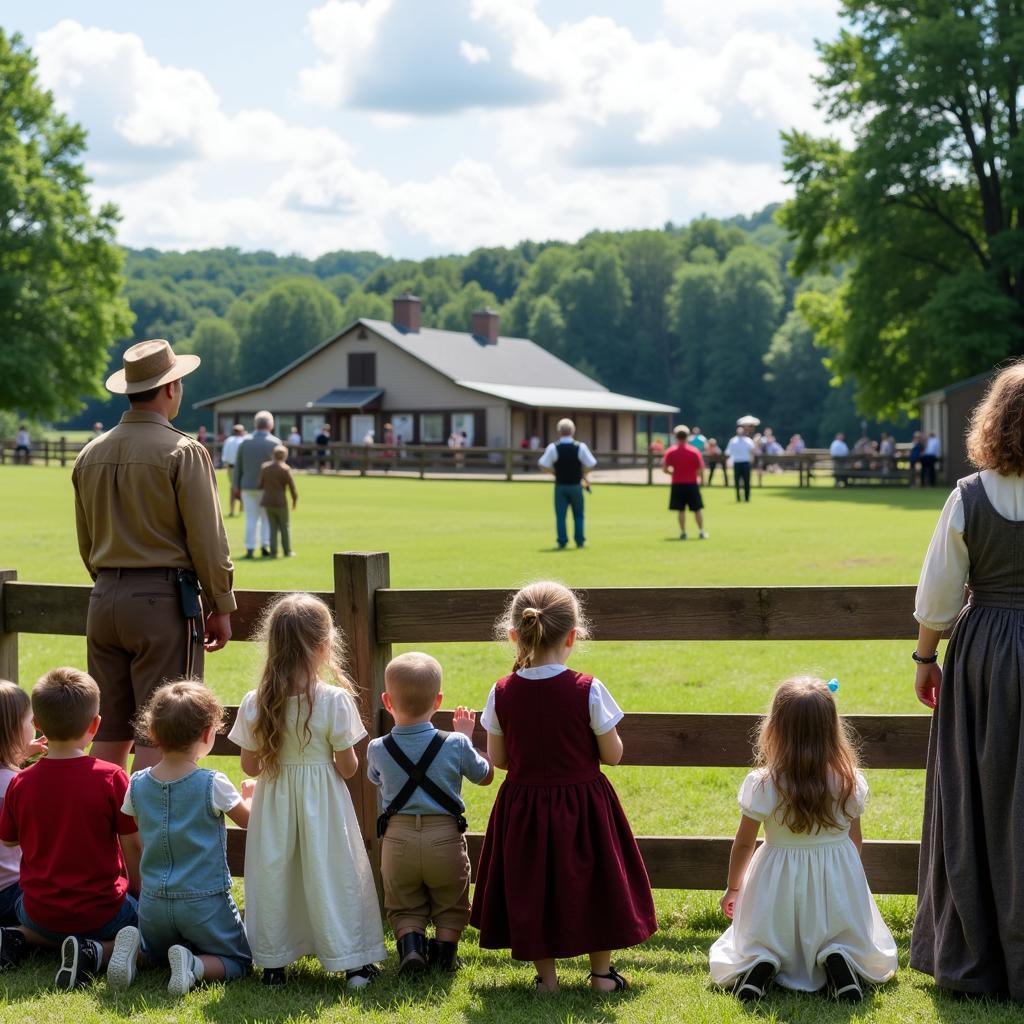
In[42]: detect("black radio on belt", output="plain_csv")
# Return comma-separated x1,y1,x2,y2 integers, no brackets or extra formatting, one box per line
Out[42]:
175,569,204,620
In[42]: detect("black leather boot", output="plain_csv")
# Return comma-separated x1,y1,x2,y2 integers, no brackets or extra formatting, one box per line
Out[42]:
397,932,427,974
427,938,460,973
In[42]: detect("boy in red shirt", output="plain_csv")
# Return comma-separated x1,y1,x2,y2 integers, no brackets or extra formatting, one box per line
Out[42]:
662,425,708,540
0,668,141,989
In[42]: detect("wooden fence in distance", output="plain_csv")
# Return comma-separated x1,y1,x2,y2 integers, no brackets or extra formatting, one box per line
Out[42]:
0,438,941,487
0,553,930,893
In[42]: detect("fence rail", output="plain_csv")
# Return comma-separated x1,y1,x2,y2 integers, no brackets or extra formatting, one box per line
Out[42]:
0,554,932,895
0,438,942,487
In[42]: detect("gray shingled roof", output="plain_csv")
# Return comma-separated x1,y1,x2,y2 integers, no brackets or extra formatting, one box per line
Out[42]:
361,320,605,391
195,316,680,411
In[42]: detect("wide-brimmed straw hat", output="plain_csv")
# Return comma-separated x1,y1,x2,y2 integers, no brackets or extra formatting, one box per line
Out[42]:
105,339,201,395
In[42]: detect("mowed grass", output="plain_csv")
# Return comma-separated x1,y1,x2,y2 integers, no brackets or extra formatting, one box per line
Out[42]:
0,465,995,1024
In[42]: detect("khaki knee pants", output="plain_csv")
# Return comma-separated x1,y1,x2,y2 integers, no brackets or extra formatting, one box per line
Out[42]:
87,569,202,743
381,815,471,933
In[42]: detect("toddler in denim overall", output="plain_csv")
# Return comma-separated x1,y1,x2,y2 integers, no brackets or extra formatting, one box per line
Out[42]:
106,680,253,995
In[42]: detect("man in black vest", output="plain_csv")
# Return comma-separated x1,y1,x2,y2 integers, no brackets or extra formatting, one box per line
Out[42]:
538,418,597,548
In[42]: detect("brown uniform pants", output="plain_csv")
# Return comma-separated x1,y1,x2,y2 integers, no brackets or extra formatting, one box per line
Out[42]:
265,506,291,557
381,815,471,933
87,569,203,743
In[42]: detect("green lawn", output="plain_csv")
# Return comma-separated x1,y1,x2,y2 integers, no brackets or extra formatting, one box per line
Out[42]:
0,466,993,1023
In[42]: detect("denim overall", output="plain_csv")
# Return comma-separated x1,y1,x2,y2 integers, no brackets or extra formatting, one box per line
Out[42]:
130,767,251,978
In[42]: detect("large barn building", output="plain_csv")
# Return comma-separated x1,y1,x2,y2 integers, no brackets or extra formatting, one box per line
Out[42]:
198,294,678,450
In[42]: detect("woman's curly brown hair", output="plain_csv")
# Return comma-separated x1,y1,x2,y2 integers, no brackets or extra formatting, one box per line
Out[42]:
967,363,1024,475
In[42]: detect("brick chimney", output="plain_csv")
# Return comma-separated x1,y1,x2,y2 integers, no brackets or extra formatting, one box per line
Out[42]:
471,308,500,344
392,292,421,333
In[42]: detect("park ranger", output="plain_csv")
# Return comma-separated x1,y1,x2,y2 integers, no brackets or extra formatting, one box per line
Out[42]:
72,339,235,771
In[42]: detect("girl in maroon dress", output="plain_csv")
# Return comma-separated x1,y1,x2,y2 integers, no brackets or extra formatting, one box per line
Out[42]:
470,581,656,992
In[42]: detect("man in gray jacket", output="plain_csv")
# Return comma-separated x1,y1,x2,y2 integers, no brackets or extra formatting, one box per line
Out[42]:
232,410,281,558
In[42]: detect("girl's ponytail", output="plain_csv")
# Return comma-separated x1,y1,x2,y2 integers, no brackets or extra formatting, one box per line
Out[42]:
498,582,590,670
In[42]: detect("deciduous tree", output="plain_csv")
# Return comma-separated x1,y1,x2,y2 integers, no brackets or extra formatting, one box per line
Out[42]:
0,30,132,418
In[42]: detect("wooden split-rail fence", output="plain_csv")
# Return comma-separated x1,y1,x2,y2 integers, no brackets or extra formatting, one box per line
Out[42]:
0,554,930,894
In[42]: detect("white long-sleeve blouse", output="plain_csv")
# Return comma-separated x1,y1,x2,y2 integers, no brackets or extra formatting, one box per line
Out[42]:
915,470,1024,631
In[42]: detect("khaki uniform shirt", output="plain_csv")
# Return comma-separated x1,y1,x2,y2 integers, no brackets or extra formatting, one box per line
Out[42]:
259,460,297,509
72,410,236,613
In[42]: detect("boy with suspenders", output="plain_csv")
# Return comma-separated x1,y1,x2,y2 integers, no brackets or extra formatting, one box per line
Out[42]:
367,653,493,973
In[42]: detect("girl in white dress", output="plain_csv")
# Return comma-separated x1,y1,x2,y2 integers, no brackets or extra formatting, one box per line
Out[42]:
229,593,386,987
709,677,897,1002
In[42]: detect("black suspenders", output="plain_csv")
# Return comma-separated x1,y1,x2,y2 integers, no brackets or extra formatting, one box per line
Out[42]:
376,730,469,838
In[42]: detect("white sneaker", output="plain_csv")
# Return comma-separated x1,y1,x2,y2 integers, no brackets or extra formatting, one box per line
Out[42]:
345,963,380,989
167,944,197,996
107,926,140,991
699,530,709,539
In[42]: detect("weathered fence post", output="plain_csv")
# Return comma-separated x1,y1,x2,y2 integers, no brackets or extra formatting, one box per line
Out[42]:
0,571,18,683
333,552,391,892
59,437,67,468
646,445,654,486
504,448,514,481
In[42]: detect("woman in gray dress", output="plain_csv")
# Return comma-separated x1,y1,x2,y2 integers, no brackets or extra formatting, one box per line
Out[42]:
910,363,1024,999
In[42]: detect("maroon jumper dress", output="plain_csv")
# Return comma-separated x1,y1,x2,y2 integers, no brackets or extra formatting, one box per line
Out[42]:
469,669,657,961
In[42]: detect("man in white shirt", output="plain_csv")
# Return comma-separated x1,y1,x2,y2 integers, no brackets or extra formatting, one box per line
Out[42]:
538,418,597,548
921,433,941,487
725,426,755,503
14,426,30,465
219,424,248,517
829,433,850,487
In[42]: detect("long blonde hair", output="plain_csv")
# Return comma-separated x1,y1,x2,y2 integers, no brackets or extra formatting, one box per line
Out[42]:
253,593,355,778
497,581,590,671
754,676,860,834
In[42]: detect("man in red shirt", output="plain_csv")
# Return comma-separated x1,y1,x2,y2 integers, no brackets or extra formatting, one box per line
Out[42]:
662,425,708,540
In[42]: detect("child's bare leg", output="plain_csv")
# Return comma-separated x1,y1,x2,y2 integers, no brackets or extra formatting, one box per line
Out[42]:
534,957,558,992
196,954,226,981
677,510,686,534
589,950,620,992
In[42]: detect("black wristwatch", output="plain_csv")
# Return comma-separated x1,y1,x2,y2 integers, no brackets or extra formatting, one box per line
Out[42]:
912,650,939,665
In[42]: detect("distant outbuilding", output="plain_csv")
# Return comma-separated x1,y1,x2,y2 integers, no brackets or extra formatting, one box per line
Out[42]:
196,294,678,450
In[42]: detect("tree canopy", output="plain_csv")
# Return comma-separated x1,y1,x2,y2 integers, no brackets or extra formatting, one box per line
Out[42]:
781,0,1024,417
0,30,132,419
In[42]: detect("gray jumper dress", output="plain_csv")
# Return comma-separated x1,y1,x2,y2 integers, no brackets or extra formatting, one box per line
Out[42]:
911,473,1024,998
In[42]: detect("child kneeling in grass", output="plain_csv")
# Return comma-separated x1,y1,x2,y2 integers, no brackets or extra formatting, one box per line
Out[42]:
107,680,254,995
0,668,142,989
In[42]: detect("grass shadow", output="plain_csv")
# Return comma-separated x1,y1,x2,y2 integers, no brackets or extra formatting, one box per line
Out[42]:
462,976,641,1024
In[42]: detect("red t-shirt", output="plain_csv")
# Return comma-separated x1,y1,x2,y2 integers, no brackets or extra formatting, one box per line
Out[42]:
0,757,137,932
663,443,704,484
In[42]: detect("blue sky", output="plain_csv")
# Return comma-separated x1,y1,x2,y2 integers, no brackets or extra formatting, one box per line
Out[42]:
5,1,842,258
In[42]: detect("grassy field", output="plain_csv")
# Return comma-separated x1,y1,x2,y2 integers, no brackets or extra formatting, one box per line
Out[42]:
0,465,999,1023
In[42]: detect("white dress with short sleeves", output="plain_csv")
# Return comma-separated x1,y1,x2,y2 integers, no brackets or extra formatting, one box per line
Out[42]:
709,769,897,991
228,682,386,971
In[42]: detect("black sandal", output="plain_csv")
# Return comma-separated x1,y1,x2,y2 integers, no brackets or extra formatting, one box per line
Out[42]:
732,961,775,1002
590,966,629,991
824,952,863,1003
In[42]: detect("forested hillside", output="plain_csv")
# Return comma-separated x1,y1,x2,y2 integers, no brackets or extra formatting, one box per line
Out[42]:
64,206,882,446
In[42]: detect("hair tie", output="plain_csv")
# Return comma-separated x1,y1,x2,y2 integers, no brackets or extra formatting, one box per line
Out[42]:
827,678,839,693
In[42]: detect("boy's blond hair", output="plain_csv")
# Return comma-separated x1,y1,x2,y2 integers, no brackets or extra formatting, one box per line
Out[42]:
32,667,99,741
273,444,288,461
385,652,442,717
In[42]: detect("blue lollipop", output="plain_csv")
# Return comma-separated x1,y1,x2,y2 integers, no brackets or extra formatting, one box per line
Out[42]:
827,678,839,693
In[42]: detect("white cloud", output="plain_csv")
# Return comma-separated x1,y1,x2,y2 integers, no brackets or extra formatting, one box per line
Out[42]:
662,0,838,45
459,40,491,64
28,7,837,257
35,19,222,159
300,0,552,114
